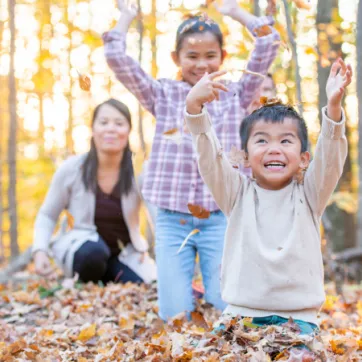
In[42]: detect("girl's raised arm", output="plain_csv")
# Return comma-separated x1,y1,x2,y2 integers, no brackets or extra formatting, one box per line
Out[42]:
103,0,161,115
216,1,280,109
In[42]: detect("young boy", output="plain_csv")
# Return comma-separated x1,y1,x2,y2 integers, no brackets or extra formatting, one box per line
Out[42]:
184,59,352,334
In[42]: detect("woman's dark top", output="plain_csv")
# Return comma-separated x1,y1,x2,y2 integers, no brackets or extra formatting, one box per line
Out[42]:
94,181,132,256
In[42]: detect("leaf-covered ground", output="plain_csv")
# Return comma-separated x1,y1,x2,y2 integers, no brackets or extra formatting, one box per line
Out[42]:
0,274,361,361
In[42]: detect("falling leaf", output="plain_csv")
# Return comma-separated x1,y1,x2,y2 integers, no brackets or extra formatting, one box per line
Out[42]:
177,229,200,254
77,324,97,342
293,0,312,10
254,25,272,37
180,219,187,225
163,128,183,145
241,69,265,79
305,46,318,57
78,71,91,91
187,203,210,219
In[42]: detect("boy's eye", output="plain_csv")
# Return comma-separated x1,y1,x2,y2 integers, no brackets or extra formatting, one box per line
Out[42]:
256,139,266,144
281,139,292,144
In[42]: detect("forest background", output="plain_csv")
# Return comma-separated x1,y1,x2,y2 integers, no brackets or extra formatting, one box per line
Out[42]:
0,0,361,266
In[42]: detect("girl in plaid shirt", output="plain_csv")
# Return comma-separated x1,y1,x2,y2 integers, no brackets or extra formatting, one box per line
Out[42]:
103,0,280,320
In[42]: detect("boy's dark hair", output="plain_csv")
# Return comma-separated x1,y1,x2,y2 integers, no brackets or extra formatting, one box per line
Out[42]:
240,104,308,153
175,14,223,54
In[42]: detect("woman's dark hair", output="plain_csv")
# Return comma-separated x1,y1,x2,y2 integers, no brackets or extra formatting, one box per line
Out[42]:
240,104,309,153
82,98,134,195
175,14,223,54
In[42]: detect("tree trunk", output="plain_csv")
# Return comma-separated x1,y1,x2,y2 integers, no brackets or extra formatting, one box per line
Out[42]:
253,0,260,16
281,0,303,116
0,16,4,261
8,0,19,258
137,0,146,155
317,0,356,251
357,0,362,247
150,0,157,79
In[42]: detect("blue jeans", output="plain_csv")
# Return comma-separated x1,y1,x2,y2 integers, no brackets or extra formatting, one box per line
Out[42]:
213,315,318,335
155,208,227,320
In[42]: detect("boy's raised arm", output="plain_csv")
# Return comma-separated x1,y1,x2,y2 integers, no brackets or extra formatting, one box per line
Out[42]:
185,71,243,216
102,0,161,115
304,59,352,217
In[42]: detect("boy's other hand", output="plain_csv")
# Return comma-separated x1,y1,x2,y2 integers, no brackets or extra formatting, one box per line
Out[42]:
117,0,138,20
326,58,352,106
186,70,228,115
326,58,352,121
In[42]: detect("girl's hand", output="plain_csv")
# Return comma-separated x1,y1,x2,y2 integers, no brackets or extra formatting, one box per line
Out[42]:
186,70,228,114
214,0,239,17
326,58,352,107
34,250,57,279
117,0,138,21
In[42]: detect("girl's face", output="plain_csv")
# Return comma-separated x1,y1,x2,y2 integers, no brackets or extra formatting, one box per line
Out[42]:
172,32,225,86
92,103,131,155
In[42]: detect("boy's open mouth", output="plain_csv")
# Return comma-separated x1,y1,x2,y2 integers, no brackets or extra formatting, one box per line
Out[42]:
264,161,286,170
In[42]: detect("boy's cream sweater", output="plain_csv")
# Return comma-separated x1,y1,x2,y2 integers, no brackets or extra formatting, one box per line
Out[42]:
185,106,347,324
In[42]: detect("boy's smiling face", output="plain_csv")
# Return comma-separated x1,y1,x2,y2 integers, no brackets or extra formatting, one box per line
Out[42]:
244,118,310,190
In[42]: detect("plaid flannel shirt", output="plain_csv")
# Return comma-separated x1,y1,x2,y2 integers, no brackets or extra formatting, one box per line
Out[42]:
103,16,280,213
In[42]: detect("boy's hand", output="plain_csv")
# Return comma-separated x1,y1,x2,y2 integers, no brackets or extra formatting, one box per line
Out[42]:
326,58,352,121
186,70,228,115
117,0,138,21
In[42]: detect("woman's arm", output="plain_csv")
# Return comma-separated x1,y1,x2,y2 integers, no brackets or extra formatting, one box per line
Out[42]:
32,160,72,255
102,0,161,115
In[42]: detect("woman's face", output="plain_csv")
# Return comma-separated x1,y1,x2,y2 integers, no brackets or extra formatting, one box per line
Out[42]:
92,103,131,155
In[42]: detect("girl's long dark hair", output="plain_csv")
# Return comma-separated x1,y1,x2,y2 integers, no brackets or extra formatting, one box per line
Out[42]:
82,98,134,196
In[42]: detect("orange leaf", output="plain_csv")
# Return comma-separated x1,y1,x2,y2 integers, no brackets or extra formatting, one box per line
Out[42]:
78,72,91,91
187,203,210,219
254,25,272,37
163,128,178,135
163,128,182,145
77,324,96,342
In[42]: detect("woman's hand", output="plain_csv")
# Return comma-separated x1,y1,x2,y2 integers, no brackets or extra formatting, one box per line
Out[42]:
326,58,352,122
34,251,57,279
186,70,228,115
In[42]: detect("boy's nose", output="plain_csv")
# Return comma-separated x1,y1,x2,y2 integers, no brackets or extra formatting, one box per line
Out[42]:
267,146,282,154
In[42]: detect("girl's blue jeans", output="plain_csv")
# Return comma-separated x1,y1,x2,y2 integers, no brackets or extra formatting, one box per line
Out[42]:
155,208,227,320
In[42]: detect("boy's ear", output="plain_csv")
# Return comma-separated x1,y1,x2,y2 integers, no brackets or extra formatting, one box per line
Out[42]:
299,151,310,169
171,51,180,66
242,150,250,168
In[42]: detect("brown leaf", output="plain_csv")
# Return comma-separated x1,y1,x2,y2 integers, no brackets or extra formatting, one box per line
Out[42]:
180,219,187,225
187,204,210,219
191,311,210,331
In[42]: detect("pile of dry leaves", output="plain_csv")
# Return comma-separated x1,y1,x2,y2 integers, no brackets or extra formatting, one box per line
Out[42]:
0,277,361,361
